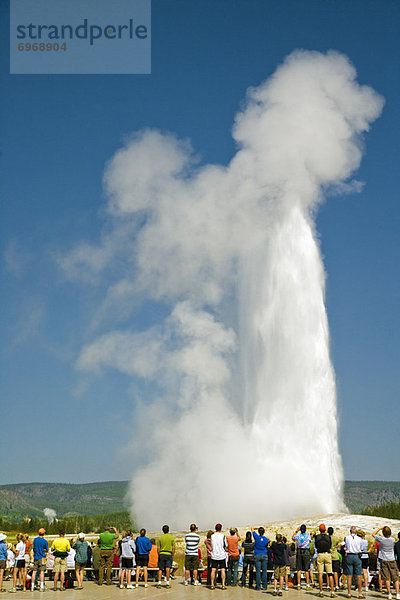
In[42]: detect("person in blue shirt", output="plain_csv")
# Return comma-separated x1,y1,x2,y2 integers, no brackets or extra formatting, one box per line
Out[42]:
0,533,8,592
31,528,49,592
135,528,153,587
252,526,269,590
292,524,312,589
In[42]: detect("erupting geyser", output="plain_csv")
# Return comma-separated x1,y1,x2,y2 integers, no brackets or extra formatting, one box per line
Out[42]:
74,50,384,529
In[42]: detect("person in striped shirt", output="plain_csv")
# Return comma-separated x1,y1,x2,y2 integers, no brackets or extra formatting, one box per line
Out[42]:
185,524,201,586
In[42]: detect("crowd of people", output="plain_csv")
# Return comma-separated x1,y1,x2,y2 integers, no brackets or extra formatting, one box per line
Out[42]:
0,522,399,598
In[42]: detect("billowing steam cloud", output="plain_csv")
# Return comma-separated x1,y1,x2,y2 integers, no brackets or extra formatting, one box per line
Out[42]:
44,508,57,524
68,50,384,529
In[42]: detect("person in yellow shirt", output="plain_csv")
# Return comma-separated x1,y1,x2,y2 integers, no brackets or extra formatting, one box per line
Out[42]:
51,531,71,591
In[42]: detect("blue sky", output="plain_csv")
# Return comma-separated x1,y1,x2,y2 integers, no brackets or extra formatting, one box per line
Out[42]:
1,0,399,486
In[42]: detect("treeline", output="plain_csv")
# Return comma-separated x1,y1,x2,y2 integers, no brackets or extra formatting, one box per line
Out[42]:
0,511,136,534
361,501,400,520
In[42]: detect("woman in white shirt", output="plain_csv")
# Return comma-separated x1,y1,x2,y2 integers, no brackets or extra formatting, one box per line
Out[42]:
10,533,26,592
119,531,136,589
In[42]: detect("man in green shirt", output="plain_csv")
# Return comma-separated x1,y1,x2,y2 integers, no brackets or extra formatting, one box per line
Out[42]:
98,525,119,585
156,525,175,587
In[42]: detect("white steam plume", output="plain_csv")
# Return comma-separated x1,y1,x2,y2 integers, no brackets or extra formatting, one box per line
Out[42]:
43,508,57,524
70,50,384,529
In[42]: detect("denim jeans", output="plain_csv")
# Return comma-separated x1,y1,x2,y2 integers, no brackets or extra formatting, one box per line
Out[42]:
242,557,255,587
227,557,239,585
254,555,268,590
345,554,362,576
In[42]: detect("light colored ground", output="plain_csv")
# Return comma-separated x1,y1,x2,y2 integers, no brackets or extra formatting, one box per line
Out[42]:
0,582,393,600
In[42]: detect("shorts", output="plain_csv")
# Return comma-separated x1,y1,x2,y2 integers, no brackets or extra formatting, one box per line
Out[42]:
0,560,6,570
121,557,134,569
285,566,291,576
345,554,362,577
33,558,47,572
211,559,226,570
53,557,68,573
136,554,149,567
158,554,173,570
332,560,341,574
185,555,199,571
380,560,399,583
361,558,369,570
296,549,311,571
274,565,286,578
75,562,87,568
317,553,333,575
15,559,26,569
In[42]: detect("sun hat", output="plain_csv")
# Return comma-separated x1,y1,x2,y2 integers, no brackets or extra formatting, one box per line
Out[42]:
0,533,7,541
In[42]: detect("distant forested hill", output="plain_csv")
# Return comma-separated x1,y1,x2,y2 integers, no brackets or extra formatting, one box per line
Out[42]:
1,480,399,521
344,481,400,514
0,481,129,519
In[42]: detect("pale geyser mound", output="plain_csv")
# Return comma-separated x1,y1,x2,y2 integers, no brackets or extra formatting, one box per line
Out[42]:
73,50,384,530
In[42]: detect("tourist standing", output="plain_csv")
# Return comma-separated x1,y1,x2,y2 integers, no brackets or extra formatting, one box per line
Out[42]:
205,531,213,586
327,527,341,592
372,526,400,600
156,525,175,587
241,531,255,588
135,528,153,587
282,537,291,591
119,531,136,589
31,528,48,592
51,530,70,592
395,533,400,570
271,534,286,596
98,525,119,586
344,526,365,599
314,524,335,598
0,533,7,593
23,535,32,586
293,524,312,589
10,533,26,593
226,528,241,586
357,530,369,592
210,524,227,590
92,541,101,581
184,524,201,586
252,526,269,591
73,533,89,590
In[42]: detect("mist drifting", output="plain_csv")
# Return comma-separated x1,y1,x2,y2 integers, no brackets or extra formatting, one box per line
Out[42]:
71,51,384,529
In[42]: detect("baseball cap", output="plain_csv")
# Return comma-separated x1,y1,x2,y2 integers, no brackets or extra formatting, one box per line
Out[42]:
319,524,326,532
215,523,222,531
78,532,85,539
38,528,46,535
